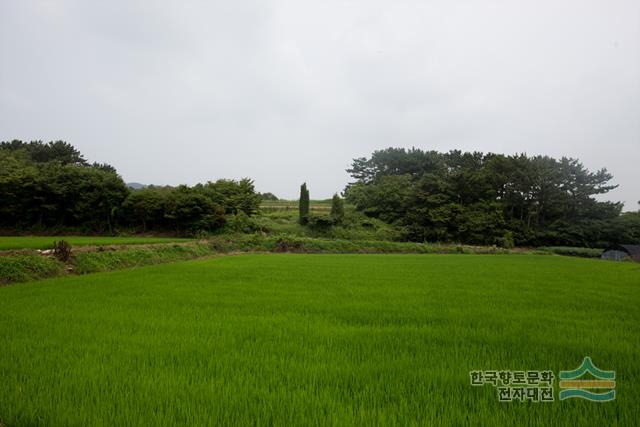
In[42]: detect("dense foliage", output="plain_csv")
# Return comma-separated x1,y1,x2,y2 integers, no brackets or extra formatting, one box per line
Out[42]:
0,140,129,233
0,140,261,235
345,147,639,247
122,180,261,234
3,140,637,245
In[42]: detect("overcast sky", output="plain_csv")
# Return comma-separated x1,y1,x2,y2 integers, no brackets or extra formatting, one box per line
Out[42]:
1,1,638,208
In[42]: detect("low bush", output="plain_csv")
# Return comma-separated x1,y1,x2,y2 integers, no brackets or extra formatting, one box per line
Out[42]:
224,212,263,234
306,214,336,231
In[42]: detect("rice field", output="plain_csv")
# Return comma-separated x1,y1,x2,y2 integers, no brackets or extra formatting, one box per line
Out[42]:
0,236,191,251
1,254,638,425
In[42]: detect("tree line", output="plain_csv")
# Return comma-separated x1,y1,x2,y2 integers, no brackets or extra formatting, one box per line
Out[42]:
345,147,639,247
0,140,261,235
2,140,637,245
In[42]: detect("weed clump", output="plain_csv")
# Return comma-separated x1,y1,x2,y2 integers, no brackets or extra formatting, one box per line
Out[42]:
53,240,72,262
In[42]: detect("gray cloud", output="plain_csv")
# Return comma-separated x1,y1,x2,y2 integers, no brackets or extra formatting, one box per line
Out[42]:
1,0,638,209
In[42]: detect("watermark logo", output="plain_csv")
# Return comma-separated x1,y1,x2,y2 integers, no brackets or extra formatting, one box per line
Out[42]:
470,370,554,402
559,357,615,402
470,357,616,403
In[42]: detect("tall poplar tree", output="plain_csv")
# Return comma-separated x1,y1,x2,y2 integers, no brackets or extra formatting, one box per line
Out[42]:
299,183,310,224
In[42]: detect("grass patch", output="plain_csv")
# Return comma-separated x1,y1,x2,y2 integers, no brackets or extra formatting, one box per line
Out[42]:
0,254,64,284
209,234,510,254
0,243,217,285
0,236,192,251
538,246,604,258
0,254,638,425
72,243,214,274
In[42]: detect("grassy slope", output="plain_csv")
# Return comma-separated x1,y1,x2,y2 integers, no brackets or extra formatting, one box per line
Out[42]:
1,255,638,425
254,204,400,241
0,244,216,285
0,254,65,284
0,236,191,251
72,243,213,274
260,199,333,211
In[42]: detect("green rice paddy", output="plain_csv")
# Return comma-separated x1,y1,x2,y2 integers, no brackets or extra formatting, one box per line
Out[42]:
0,236,191,251
1,254,638,425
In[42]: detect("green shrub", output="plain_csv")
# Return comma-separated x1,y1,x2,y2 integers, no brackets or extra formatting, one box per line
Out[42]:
330,194,345,223
496,231,515,249
225,212,265,234
306,215,336,231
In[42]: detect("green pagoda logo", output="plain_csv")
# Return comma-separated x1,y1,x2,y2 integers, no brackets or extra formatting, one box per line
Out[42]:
559,357,616,402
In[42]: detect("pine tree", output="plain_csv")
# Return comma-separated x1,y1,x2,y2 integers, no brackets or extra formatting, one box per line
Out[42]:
299,183,310,224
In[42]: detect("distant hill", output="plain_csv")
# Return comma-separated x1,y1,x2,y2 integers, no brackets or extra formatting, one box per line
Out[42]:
126,182,146,190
